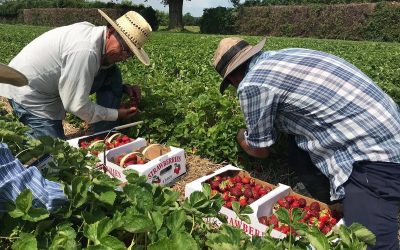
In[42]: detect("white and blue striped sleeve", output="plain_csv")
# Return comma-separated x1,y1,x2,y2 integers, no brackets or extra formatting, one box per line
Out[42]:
0,143,67,212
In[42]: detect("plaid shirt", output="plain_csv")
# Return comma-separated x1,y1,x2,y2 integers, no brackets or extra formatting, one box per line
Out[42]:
238,49,400,201
0,143,67,212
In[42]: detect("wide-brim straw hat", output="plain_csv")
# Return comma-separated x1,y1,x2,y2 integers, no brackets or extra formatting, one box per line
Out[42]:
213,36,266,94
98,9,152,66
0,63,28,86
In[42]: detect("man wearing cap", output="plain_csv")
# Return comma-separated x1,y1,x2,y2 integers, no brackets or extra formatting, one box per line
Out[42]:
0,10,152,139
213,37,400,249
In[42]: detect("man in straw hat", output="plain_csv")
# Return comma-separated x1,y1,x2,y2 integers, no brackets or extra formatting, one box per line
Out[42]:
213,37,400,249
0,10,152,139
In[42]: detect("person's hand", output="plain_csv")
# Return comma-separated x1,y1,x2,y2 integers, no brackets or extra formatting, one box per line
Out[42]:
117,107,137,120
123,84,141,106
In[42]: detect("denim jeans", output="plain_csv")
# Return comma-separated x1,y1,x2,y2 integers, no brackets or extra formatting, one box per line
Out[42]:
9,65,123,139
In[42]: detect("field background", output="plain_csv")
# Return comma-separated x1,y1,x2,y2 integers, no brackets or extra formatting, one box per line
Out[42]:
1,23,400,176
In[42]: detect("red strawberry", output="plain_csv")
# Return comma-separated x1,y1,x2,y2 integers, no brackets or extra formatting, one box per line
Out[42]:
277,199,290,209
258,216,268,225
230,187,242,197
243,188,253,198
210,181,220,190
321,225,332,234
258,188,269,196
247,197,255,204
214,176,222,182
239,196,247,207
310,202,321,212
298,198,307,208
225,201,232,208
329,218,337,225
234,176,242,183
254,184,262,191
218,181,229,192
241,177,250,184
268,214,279,228
291,201,300,208
285,196,295,204
223,192,230,201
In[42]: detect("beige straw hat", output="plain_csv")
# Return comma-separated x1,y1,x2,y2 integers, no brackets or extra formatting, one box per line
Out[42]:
98,9,152,65
213,36,266,94
0,63,28,86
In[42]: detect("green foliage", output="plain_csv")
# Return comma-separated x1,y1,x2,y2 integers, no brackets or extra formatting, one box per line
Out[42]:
1,24,400,166
236,2,400,42
200,7,237,34
0,0,159,30
362,2,400,42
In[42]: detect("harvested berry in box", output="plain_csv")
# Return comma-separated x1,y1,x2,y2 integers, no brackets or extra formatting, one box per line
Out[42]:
207,173,273,209
79,133,135,155
258,195,343,235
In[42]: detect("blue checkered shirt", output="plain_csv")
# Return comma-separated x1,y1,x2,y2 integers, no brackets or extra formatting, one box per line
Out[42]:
238,49,400,201
0,143,67,212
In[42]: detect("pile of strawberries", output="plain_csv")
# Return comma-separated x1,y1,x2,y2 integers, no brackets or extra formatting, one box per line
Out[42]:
113,153,146,167
207,174,273,208
258,195,342,235
79,134,134,155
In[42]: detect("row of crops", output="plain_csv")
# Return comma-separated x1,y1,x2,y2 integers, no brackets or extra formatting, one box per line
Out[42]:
0,23,394,249
1,24,400,165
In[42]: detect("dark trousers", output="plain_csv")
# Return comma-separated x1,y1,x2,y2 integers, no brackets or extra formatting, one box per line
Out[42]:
287,135,400,249
9,65,123,139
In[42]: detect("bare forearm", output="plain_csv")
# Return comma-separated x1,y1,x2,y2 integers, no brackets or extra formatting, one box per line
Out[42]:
236,128,270,159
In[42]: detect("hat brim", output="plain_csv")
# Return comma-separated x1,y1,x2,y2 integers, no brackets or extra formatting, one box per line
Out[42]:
98,9,150,66
220,36,267,94
0,64,28,87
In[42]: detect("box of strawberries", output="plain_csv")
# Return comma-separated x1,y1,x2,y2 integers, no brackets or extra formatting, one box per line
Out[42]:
184,165,290,237
185,165,343,238
256,187,343,238
67,130,137,156
97,139,186,185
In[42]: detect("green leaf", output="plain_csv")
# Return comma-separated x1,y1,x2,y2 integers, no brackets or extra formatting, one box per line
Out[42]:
349,223,376,246
12,233,37,250
70,176,90,208
148,232,199,250
99,235,126,250
165,210,187,232
302,230,330,250
151,211,164,231
83,218,114,244
49,225,77,250
123,215,155,233
187,191,209,209
94,191,116,206
123,184,154,210
202,183,211,198
275,208,291,225
336,225,352,247
24,207,49,222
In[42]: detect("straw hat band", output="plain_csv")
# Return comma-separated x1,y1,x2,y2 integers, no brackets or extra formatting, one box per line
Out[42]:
216,40,249,76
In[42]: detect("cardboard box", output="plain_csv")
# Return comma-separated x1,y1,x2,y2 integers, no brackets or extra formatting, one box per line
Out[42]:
67,130,139,156
184,165,291,237
184,165,343,238
97,140,186,185
258,187,344,238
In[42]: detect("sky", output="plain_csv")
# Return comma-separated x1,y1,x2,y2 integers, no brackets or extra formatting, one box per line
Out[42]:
131,0,238,17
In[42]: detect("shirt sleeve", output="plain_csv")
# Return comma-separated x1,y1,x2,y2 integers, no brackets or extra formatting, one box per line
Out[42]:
0,143,67,212
238,84,278,148
58,50,118,123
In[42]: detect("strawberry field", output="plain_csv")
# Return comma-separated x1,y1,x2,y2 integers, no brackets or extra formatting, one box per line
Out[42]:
1,23,399,249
